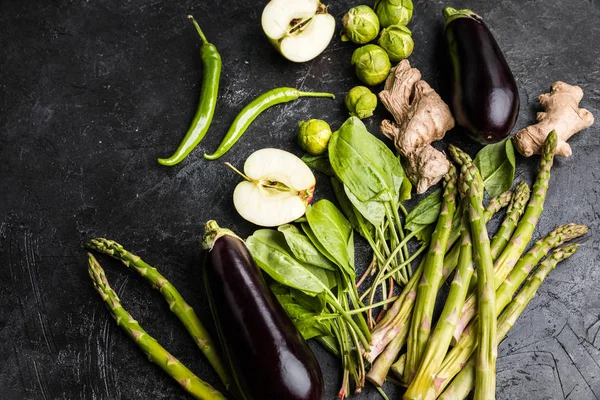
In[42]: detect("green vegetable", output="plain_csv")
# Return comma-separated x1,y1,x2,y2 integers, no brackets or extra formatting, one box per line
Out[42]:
404,188,442,236
328,117,411,282
87,254,227,400
275,292,333,339
204,87,335,160
298,119,332,155
158,16,221,167
364,197,509,366
246,229,326,295
449,146,497,399
489,181,530,260
374,0,413,28
378,24,414,62
301,153,335,176
344,185,386,227
306,199,355,279
473,139,516,197
329,117,399,203
438,244,580,400
454,223,588,345
435,238,582,397
341,5,380,45
351,44,392,86
86,239,231,390
277,224,337,271
404,166,457,383
345,86,378,119
404,225,473,398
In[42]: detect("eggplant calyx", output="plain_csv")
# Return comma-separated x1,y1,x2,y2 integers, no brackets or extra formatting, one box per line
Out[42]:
202,220,242,250
442,7,482,24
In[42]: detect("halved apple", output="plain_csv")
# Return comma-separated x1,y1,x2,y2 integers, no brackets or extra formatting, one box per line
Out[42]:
229,148,316,227
261,0,336,63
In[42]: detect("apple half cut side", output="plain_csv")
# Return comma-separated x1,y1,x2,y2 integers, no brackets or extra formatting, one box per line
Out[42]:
261,0,336,63
229,148,316,227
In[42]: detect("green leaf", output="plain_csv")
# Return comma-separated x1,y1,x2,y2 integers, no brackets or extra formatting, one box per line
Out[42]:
331,177,376,240
272,290,333,340
474,139,516,197
344,184,386,226
246,229,325,296
292,289,327,313
328,117,398,202
397,156,412,202
331,177,362,231
278,224,337,271
404,189,443,233
303,263,337,289
306,200,355,279
301,154,336,177
301,223,339,266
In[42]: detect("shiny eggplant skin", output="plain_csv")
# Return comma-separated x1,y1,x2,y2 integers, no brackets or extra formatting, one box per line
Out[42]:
202,223,323,400
443,8,519,144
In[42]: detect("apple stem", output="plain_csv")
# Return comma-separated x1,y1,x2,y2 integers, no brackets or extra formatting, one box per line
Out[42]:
224,162,252,182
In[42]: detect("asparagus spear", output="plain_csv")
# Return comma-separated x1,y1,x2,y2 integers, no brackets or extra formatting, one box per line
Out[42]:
404,224,473,399
363,196,510,365
489,181,530,259
391,353,407,382
465,182,530,294
454,223,588,342
449,146,496,400
438,244,580,400
86,238,231,390
450,131,558,344
404,166,457,382
87,253,227,400
433,224,586,396
485,190,514,217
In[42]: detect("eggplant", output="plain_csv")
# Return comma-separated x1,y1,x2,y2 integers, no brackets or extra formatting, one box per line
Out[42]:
443,7,520,144
201,221,323,400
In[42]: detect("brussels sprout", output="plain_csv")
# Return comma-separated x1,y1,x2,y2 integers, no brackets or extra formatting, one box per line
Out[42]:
378,25,414,62
342,5,380,45
298,119,332,155
345,86,378,119
374,0,413,28
351,44,392,86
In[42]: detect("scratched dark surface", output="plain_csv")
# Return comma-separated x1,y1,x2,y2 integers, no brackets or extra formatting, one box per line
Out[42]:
1,0,599,399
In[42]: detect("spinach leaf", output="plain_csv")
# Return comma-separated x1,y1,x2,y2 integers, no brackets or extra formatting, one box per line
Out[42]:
306,200,355,279
303,263,337,289
278,224,337,271
272,290,333,340
292,289,327,313
301,154,336,177
397,157,412,202
328,117,397,202
344,184,385,226
301,223,339,266
331,177,375,239
331,177,361,230
474,139,516,197
246,229,325,296
404,188,443,234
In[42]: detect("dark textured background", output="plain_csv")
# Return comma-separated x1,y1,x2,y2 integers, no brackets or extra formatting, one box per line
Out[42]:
1,0,599,399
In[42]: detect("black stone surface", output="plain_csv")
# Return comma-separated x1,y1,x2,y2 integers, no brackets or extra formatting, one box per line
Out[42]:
1,0,599,399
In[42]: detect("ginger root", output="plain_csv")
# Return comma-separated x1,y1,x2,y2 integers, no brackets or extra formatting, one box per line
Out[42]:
513,81,594,157
379,60,455,194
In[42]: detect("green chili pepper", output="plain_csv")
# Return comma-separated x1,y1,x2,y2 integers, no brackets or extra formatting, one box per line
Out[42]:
158,15,221,167
204,87,335,160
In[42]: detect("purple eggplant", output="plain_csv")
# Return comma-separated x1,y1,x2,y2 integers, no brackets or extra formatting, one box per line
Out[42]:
443,7,520,144
201,221,323,400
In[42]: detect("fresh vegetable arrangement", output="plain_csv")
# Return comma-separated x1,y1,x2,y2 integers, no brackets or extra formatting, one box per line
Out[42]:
84,3,596,400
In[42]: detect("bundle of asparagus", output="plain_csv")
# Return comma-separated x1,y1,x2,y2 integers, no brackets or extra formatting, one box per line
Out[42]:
365,131,588,399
